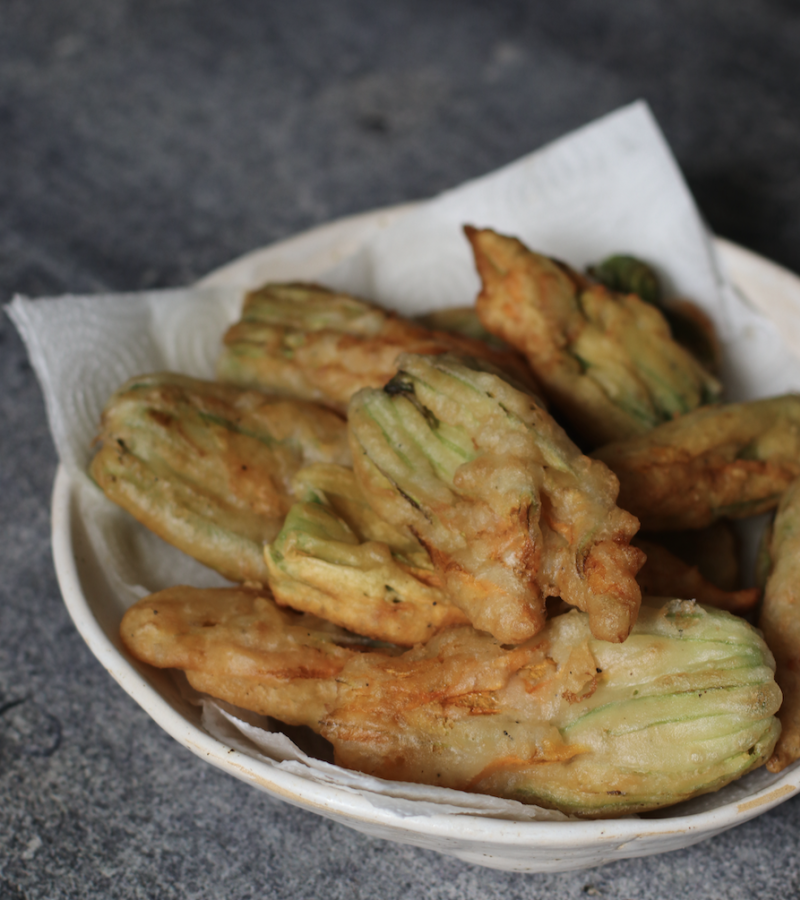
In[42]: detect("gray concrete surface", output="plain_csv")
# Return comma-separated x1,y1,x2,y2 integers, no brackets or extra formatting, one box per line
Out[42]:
2,2,800,897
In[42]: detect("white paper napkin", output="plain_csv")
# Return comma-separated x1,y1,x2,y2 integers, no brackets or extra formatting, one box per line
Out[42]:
325,101,723,317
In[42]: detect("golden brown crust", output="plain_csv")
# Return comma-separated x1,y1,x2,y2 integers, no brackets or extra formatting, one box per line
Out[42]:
265,512,469,646
263,463,468,645
218,282,539,412
90,372,351,584
594,397,800,530
759,479,800,772
348,354,644,644
120,585,356,724
466,227,720,448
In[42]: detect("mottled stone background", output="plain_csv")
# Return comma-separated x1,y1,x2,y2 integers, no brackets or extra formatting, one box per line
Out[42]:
2,2,799,898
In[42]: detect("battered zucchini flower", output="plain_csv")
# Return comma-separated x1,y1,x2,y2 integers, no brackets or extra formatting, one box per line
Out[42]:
348,353,644,644
588,253,721,374
120,585,369,727
587,254,661,306
217,281,538,413
264,464,467,645
90,373,351,584
122,588,781,818
290,463,433,572
759,477,800,773
466,227,721,447
594,395,800,530
328,599,780,817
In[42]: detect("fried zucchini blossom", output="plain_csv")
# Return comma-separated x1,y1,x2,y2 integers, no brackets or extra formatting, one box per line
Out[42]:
217,281,538,413
347,353,644,644
466,227,721,447
120,585,373,726
594,395,800,530
759,477,800,773
122,587,781,818
90,373,351,584
264,464,468,645
587,254,661,306
588,253,722,375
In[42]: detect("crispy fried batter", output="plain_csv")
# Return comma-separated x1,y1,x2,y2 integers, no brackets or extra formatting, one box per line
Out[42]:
633,538,760,614
291,463,432,572
466,227,721,447
759,478,800,773
90,372,351,584
122,587,780,818
120,585,372,725
348,353,644,644
587,254,722,375
264,464,468,645
217,282,538,413
594,396,800,531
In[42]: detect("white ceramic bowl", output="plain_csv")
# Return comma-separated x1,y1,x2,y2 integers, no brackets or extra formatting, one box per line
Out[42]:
52,206,800,873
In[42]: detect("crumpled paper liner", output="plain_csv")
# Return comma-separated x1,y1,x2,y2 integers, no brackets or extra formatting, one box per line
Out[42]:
8,100,800,823
166,677,567,822
326,102,722,315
